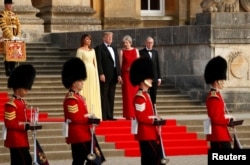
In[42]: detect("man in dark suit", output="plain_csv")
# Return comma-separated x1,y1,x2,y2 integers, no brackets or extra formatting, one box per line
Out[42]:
95,32,122,120
139,36,161,106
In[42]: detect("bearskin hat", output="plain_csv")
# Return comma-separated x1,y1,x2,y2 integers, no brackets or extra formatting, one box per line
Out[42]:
204,56,227,84
8,64,36,90
130,57,154,86
4,0,13,4
61,57,87,89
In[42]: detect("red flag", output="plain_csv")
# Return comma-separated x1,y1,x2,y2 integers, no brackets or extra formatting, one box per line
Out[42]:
88,135,106,164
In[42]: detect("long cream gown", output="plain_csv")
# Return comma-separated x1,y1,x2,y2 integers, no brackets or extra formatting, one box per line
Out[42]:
76,48,102,119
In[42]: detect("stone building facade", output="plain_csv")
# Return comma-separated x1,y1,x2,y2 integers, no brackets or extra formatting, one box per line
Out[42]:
1,0,249,33
0,0,223,33
2,0,250,112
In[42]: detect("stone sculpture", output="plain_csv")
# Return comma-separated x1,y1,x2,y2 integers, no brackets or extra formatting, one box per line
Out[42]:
200,0,239,12
240,0,250,12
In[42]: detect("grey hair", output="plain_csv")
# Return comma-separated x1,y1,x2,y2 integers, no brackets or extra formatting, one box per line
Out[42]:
122,35,133,44
145,36,154,42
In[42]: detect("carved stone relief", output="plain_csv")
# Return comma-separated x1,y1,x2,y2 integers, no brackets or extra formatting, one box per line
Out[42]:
240,0,250,11
215,45,250,88
200,0,240,12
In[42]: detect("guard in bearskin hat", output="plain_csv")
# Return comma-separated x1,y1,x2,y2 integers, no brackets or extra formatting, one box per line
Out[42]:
130,57,168,165
4,64,36,165
204,56,235,149
4,0,14,4
62,57,104,165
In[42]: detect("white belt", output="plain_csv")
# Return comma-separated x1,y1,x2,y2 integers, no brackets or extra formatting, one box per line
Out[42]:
7,25,17,28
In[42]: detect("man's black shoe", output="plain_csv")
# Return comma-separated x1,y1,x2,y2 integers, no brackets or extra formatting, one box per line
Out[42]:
108,118,117,121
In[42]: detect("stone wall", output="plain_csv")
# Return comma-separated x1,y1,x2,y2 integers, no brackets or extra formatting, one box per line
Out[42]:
50,26,211,106
49,13,250,112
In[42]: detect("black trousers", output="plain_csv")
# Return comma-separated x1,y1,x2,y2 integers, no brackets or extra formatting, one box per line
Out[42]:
210,141,232,149
71,141,98,165
139,140,162,165
149,81,158,105
10,147,32,165
100,81,116,120
4,61,16,76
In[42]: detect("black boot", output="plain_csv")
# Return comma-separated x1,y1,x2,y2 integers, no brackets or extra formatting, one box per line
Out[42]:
4,61,16,76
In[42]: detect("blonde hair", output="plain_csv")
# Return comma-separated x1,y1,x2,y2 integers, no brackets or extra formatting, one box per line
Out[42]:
103,31,113,37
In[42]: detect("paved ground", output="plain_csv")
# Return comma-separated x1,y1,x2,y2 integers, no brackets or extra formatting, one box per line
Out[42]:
71,155,207,165
1,113,249,165
10,155,206,165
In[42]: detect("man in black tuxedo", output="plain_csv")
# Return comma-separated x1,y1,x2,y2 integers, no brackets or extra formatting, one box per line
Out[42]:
139,36,162,106
95,32,122,120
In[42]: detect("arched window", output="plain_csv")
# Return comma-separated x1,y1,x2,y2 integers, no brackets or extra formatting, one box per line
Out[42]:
141,0,164,16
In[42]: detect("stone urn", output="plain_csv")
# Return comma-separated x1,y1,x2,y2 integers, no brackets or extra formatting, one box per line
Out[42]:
240,0,250,12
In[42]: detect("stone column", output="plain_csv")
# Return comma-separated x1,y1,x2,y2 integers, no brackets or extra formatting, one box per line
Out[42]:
196,12,250,111
32,0,101,32
103,0,141,29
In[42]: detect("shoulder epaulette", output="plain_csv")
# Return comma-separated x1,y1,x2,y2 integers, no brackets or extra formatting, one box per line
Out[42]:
65,92,77,100
208,91,220,98
5,97,16,108
136,90,146,100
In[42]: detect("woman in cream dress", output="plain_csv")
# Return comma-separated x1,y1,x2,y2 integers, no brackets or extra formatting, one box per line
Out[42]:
76,34,102,119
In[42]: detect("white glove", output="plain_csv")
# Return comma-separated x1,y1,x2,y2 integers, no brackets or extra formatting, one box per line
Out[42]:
14,36,20,40
11,36,20,41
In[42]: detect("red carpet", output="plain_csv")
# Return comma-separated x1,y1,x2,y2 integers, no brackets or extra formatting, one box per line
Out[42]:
0,92,209,156
0,92,59,122
96,120,209,156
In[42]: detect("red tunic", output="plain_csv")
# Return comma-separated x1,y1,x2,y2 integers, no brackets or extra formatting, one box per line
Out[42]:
63,91,91,144
4,97,29,148
206,90,232,142
133,90,158,140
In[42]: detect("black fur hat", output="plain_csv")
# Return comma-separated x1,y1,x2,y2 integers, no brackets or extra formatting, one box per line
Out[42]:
130,57,154,86
204,56,227,84
61,57,87,89
4,0,13,4
8,64,36,90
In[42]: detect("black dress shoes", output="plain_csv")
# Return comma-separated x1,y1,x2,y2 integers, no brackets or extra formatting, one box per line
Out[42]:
102,117,117,121
108,118,117,121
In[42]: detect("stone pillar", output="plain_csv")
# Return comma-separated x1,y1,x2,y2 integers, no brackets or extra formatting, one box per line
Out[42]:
0,0,44,42
178,0,188,25
103,0,141,29
188,0,203,24
91,0,103,18
32,0,101,32
196,12,250,111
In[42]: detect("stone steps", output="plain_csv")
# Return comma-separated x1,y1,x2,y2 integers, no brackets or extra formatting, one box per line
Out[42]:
0,122,124,163
177,118,250,148
0,77,208,117
0,42,249,163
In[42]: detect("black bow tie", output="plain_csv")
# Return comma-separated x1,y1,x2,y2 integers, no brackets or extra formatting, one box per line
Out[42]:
147,50,152,52
107,45,111,47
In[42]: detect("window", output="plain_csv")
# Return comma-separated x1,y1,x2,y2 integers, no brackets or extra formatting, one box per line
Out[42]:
141,0,164,16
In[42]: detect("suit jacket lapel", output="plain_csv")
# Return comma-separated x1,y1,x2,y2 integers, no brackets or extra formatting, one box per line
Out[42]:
143,48,151,58
102,43,114,61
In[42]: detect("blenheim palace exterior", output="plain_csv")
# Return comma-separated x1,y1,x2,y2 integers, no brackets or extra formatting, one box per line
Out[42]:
2,0,250,111
4,0,249,33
